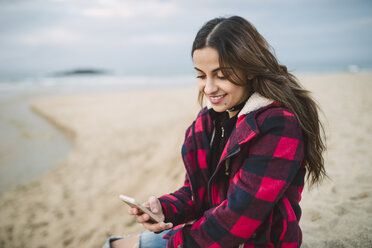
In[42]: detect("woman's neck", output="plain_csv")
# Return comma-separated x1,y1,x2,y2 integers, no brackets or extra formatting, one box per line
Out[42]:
227,98,248,118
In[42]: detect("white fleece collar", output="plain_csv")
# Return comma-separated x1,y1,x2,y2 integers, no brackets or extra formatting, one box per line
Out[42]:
206,92,274,117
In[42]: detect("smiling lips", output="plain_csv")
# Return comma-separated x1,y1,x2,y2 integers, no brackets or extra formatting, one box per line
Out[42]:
208,94,227,104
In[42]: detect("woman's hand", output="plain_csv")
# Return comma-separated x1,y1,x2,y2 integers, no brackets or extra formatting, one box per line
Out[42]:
128,196,173,232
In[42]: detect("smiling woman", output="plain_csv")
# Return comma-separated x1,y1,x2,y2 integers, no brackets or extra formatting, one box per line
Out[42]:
193,47,251,117
104,15,326,248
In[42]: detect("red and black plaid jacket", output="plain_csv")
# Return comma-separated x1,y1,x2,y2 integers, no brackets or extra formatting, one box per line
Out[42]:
159,93,305,248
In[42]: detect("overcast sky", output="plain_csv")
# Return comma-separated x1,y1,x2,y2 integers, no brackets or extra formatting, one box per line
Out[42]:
0,0,371,77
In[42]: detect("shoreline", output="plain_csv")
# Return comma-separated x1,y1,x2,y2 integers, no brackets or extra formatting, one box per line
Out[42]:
0,92,71,197
0,72,371,247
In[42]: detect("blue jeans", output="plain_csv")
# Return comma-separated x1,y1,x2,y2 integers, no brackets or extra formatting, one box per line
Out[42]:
102,230,168,248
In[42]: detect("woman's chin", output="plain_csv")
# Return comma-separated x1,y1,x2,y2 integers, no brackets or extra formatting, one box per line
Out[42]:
212,106,227,112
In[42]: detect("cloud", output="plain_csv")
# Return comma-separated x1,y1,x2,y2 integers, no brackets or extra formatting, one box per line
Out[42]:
82,7,133,18
3,27,85,47
81,0,180,19
0,0,371,76
126,33,190,46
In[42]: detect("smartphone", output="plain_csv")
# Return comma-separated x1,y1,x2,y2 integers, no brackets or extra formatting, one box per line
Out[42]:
119,195,162,223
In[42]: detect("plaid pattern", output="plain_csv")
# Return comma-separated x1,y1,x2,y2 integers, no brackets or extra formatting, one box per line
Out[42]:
159,102,305,248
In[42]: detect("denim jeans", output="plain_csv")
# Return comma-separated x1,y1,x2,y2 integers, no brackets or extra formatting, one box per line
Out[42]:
102,230,168,248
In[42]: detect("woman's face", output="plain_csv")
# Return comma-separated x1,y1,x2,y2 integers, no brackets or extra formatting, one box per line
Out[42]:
193,47,250,117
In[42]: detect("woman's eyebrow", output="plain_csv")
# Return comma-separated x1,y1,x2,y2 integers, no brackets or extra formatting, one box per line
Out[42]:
194,67,231,72
194,67,206,72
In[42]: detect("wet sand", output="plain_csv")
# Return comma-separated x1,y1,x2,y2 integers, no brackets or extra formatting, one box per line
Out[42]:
0,72,371,247
0,93,71,197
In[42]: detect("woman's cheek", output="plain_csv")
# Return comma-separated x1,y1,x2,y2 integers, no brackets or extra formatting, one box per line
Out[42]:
198,81,205,93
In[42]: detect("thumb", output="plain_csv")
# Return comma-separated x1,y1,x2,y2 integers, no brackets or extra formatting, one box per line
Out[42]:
148,196,159,213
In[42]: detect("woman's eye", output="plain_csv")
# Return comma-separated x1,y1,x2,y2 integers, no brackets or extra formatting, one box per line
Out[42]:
217,75,226,79
196,75,206,79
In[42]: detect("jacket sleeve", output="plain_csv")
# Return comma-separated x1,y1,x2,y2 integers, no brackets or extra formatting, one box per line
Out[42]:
166,110,304,248
158,125,198,226
158,174,198,226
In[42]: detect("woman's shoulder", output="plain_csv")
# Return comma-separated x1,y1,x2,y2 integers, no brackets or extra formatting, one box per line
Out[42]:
255,105,302,138
193,106,212,123
183,106,211,138
256,104,297,121
198,106,210,117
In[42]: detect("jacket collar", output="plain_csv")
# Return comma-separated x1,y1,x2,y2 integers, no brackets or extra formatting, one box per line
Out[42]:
203,93,275,161
206,92,274,117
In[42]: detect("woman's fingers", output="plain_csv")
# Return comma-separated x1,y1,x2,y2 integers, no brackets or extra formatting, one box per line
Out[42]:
142,221,173,233
128,207,139,215
128,195,167,232
136,213,150,223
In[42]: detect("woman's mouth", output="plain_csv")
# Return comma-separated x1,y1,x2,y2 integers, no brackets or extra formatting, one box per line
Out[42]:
208,94,227,104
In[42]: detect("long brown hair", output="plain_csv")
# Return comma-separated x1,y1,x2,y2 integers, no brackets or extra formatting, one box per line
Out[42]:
192,16,326,186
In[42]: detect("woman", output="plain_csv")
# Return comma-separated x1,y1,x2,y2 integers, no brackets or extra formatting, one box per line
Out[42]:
104,15,326,248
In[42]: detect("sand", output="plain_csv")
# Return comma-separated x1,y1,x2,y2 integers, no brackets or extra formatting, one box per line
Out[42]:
0,72,371,248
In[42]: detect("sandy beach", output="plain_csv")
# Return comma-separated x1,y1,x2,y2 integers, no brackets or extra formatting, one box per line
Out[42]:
0,72,371,248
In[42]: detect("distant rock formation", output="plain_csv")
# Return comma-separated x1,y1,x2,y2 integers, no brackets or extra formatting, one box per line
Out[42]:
52,68,110,77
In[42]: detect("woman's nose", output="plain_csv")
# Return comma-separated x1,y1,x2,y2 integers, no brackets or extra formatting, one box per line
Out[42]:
204,78,218,94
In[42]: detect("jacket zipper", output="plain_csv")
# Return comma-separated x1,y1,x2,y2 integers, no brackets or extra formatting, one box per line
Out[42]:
207,147,240,206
